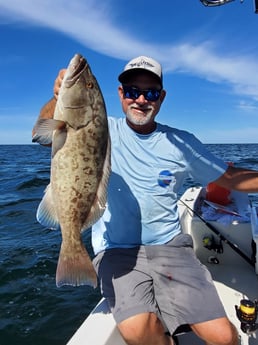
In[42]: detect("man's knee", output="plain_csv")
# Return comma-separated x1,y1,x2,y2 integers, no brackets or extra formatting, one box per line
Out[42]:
118,312,173,345
191,317,239,345
207,323,238,345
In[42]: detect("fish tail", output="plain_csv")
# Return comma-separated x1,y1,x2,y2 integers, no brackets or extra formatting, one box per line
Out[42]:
56,242,97,288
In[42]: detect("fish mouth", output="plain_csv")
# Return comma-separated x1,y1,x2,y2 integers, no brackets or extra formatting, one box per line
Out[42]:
66,54,87,84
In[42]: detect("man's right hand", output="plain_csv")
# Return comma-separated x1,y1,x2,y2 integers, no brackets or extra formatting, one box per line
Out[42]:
54,69,66,100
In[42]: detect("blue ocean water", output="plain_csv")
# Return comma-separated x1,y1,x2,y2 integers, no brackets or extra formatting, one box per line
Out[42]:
1,143,258,345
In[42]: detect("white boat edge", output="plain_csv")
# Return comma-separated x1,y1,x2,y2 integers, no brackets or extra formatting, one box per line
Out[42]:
67,186,258,345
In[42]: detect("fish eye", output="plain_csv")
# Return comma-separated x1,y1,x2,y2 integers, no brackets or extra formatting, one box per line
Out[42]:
86,82,94,89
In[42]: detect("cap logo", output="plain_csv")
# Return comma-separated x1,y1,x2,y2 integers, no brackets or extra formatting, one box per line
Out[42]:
128,59,154,69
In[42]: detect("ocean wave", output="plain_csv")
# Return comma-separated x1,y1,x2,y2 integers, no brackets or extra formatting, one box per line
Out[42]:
237,158,258,166
0,197,41,208
16,177,49,191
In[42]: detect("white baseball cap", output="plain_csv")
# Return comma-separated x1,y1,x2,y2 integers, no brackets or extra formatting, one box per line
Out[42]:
118,56,163,87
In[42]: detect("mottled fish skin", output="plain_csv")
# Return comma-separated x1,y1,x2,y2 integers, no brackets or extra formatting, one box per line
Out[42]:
34,54,110,287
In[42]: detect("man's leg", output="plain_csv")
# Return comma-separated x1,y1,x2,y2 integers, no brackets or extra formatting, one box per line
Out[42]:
118,312,174,345
191,316,239,345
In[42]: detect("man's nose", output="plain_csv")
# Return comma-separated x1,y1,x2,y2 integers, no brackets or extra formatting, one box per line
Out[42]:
135,94,148,103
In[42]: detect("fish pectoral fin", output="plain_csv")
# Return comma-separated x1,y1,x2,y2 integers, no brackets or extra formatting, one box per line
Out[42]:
82,200,106,232
36,184,60,230
56,242,97,288
32,118,65,145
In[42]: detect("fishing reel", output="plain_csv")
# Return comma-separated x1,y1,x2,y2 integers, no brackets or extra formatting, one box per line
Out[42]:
235,299,258,333
203,235,223,264
203,235,223,252
203,234,223,252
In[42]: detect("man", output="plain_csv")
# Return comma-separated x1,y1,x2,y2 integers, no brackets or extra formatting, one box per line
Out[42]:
34,56,258,345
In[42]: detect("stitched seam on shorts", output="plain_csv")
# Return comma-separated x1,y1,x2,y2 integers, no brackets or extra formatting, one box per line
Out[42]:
113,304,158,323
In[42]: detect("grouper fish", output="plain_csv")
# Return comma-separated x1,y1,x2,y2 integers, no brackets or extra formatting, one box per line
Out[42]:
33,54,110,287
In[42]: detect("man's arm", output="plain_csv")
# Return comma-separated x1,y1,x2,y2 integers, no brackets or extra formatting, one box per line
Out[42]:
215,165,258,193
32,68,66,140
32,97,57,137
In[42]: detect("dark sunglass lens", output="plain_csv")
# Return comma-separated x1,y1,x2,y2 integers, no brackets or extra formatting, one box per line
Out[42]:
145,89,160,101
123,86,138,100
130,88,139,99
123,86,160,101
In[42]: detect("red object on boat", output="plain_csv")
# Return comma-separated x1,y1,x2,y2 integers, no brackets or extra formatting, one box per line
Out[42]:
206,182,231,205
206,162,233,206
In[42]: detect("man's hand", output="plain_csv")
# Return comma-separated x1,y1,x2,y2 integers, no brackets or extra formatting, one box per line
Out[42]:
54,69,66,99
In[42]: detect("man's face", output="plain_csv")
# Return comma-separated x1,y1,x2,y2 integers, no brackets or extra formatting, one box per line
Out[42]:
118,72,166,133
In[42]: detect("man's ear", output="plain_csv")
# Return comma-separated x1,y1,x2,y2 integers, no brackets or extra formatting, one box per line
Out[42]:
118,85,124,101
160,89,166,103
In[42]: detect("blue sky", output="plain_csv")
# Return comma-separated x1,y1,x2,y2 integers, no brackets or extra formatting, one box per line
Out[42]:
0,0,258,144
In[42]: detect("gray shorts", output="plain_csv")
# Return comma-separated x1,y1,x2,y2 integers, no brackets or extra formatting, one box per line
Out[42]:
93,234,226,335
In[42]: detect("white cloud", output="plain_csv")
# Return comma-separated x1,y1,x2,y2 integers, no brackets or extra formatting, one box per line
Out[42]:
0,0,258,102
237,100,258,112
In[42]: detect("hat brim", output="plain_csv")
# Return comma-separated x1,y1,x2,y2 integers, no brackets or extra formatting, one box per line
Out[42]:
118,68,162,87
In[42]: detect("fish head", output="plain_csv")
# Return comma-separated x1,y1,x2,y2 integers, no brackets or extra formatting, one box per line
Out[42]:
54,54,106,129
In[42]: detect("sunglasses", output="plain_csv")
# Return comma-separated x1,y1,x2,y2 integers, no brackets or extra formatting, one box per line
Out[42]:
122,85,161,102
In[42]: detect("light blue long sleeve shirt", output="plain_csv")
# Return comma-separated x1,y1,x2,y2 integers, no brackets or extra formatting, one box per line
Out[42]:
92,117,227,254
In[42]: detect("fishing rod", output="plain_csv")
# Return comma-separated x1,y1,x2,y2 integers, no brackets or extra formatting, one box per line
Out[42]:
199,0,258,13
200,0,236,7
179,198,255,267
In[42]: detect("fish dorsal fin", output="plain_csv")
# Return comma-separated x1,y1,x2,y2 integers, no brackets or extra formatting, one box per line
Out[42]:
81,136,111,231
36,184,60,230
